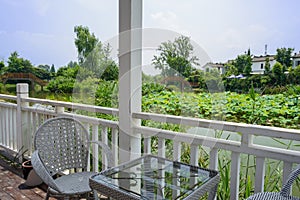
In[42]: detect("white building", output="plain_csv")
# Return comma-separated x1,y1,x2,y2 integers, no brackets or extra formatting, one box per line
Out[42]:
202,62,225,74
205,51,299,75
292,52,300,68
251,55,276,74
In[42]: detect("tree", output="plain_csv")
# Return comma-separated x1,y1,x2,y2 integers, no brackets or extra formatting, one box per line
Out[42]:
50,64,55,73
56,65,79,79
234,50,252,76
74,25,118,81
294,65,300,84
7,51,33,73
76,67,95,82
82,41,118,80
32,67,51,80
74,25,98,64
224,63,238,77
204,69,223,92
275,47,294,71
49,64,56,79
100,60,118,81
47,76,75,93
67,61,78,68
264,57,271,75
188,69,205,89
152,36,199,78
37,64,50,72
272,62,284,85
0,61,5,73
47,65,79,93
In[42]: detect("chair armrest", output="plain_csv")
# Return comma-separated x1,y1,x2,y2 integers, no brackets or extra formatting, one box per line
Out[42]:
31,150,61,192
89,141,114,168
280,164,300,197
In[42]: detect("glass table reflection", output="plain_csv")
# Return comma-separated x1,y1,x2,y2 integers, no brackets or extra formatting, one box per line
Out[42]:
89,155,219,200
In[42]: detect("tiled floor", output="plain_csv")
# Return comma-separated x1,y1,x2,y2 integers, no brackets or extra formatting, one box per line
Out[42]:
0,158,106,200
0,163,50,199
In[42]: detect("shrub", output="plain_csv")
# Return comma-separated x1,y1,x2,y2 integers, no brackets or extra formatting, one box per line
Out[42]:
46,76,75,93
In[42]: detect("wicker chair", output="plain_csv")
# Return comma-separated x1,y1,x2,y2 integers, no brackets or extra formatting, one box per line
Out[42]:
246,164,300,200
31,117,113,200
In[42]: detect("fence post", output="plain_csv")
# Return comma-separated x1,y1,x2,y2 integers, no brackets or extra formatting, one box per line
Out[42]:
16,83,29,160
55,106,64,115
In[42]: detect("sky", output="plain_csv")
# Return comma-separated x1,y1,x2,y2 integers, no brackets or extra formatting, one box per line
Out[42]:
1,0,300,73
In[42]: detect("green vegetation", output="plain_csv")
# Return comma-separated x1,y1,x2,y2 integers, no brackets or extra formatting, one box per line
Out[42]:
0,51,51,80
152,35,199,78
275,47,294,71
1,27,300,199
142,84,299,129
222,47,299,93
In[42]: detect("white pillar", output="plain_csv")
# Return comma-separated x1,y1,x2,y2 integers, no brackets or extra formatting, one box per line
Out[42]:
118,0,142,163
16,83,29,159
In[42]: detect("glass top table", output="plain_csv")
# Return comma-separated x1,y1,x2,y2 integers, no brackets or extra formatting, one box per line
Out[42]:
89,155,219,200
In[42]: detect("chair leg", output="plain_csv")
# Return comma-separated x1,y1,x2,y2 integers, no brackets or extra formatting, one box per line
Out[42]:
93,190,99,200
208,184,218,200
45,190,50,200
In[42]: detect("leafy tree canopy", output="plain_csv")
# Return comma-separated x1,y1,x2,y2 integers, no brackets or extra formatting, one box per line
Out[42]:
0,61,5,73
275,47,294,70
233,49,252,76
7,51,33,73
74,25,118,81
272,62,284,85
3,51,50,80
152,36,199,78
37,64,50,72
56,65,80,79
264,57,271,75
50,64,55,73
293,65,300,84
74,25,98,64
224,63,238,77
81,42,118,80
32,67,51,80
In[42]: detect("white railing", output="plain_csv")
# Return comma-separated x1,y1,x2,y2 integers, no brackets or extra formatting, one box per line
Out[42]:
0,86,119,171
133,112,300,199
0,84,300,199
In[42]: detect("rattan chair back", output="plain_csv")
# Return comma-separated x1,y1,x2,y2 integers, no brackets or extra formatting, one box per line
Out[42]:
34,117,89,176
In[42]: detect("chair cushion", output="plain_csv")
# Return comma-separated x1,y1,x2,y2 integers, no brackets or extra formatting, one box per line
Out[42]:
247,192,300,200
49,171,97,195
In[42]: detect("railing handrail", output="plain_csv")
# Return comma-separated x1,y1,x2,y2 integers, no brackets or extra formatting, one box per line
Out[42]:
0,94,17,101
1,90,300,199
1,94,299,140
133,125,300,163
22,97,119,116
133,112,300,141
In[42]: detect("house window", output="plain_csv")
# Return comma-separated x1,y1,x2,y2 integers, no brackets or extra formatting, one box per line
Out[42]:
261,63,264,69
297,61,300,66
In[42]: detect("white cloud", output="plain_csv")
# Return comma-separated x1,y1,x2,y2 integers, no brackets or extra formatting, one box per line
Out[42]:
151,11,177,24
150,11,190,36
